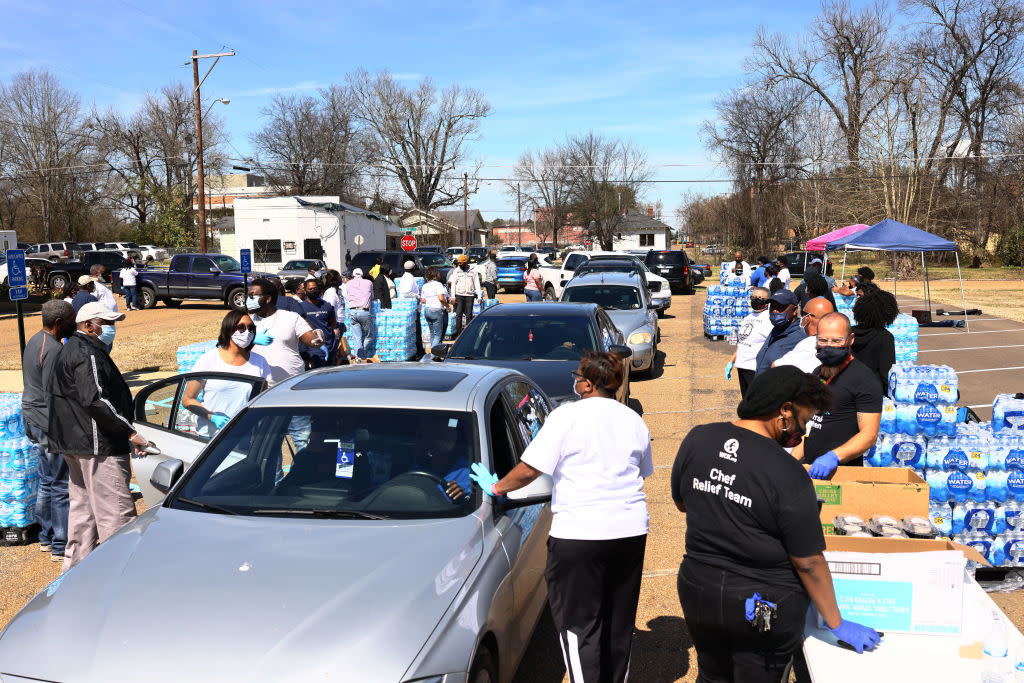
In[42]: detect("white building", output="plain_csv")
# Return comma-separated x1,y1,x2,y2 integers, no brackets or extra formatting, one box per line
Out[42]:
610,207,673,251
232,196,403,273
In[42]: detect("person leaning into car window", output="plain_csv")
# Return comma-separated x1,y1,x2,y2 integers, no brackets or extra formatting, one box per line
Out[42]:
422,420,471,502
470,351,653,683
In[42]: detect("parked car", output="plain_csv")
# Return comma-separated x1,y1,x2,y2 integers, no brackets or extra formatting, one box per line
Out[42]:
499,245,520,253
777,251,826,278
277,259,328,281
425,302,633,405
701,244,726,255
138,245,168,261
466,246,489,263
349,250,452,282
535,250,650,301
98,242,143,262
125,253,274,310
578,254,672,315
644,250,696,294
47,250,134,293
415,245,444,254
0,364,554,683
446,246,466,259
0,257,57,289
684,241,695,248
25,241,80,262
560,272,659,376
75,242,104,253
495,255,529,293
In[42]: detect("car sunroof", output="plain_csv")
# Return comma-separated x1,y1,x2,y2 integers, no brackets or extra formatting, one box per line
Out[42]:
292,368,469,392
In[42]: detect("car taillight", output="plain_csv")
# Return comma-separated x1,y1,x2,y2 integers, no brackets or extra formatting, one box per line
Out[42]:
517,266,525,271
684,266,689,274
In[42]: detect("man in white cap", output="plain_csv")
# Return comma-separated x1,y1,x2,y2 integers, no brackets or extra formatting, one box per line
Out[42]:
46,301,150,571
397,260,421,299
71,275,98,314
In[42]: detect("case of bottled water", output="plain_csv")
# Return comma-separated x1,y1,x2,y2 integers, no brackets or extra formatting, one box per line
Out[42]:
176,340,218,373
888,364,957,405
0,393,40,530
703,283,751,338
993,393,1024,433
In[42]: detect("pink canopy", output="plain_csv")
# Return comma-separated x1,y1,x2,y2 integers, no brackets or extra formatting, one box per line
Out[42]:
804,224,870,251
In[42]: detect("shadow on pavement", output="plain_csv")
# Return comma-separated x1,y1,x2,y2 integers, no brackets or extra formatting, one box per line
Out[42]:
513,608,692,683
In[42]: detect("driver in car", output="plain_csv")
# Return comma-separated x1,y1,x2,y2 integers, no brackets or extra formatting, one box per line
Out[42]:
423,425,472,503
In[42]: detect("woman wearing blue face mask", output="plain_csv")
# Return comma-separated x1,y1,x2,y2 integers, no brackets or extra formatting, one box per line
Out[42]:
181,310,273,438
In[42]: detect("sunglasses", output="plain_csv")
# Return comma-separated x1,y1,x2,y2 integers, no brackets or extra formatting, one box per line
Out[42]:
570,371,587,383
235,324,257,333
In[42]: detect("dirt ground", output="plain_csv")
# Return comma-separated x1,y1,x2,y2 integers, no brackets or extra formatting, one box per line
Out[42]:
2,288,1024,681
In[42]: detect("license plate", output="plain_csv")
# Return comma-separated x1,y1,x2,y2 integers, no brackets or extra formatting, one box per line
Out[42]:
659,267,672,272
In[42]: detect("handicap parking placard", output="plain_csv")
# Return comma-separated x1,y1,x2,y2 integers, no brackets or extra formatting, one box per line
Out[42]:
240,249,252,274
6,249,27,300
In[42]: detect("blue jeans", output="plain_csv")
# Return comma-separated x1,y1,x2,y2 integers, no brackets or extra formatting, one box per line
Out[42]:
423,308,448,347
348,309,375,359
26,423,69,555
123,285,137,309
525,288,543,301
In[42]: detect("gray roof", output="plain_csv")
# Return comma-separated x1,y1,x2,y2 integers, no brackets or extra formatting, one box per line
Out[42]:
293,197,393,223
617,209,671,232
434,209,484,230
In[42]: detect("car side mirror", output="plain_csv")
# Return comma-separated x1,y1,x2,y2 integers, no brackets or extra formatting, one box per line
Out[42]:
648,302,658,309
503,473,553,509
151,458,184,494
431,343,450,360
609,344,633,358
209,268,220,275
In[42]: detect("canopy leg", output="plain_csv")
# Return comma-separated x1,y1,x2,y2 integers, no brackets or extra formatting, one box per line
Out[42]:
955,252,969,332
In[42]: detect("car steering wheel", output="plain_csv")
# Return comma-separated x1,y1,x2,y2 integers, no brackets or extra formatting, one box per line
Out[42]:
362,470,456,506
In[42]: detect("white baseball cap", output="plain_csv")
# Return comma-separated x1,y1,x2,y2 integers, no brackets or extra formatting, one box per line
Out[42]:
77,274,92,286
352,268,364,277
404,261,415,270
76,301,126,323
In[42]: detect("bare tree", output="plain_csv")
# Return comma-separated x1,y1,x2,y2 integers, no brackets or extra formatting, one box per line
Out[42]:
562,132,652,250
347,69,491,210
0,69,90,240
250,85,364,201
751,0,893,163
511,146,574,247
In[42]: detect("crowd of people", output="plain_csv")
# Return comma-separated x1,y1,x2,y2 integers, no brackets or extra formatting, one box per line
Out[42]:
18,246,891,682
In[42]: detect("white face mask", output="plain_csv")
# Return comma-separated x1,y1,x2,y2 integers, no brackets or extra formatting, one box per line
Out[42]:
231,330,255,348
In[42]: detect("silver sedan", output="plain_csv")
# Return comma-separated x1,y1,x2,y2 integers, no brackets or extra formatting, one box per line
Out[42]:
0,364,554,683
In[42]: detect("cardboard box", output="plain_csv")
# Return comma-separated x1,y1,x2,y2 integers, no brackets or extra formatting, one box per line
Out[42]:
823,536,989,636
912,309,933,324
811,466,929,535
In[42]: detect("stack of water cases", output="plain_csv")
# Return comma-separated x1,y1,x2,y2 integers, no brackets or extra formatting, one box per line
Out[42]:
890,313,920,363
0,393,39,534
374,299,420,362
717,261,748,286
417,299,499,343
703,283,751,339
176,340,218,373
835,294,856,318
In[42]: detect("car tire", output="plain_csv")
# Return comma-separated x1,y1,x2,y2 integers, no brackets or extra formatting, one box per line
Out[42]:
163,298,183,307
468,646,497,683
138,287,157,309
227,287,246,311
48,273,69,292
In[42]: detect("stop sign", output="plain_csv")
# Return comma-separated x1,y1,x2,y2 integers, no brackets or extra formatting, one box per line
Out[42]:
401,235,417,251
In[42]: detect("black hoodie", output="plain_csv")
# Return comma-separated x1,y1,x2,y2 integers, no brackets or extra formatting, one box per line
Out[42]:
851,325,896,396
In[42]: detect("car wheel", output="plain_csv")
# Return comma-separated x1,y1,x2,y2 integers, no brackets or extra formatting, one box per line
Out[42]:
468,646,497,683
48,273,69,292
163,298,183,307
227,287,247,311
138,287,157,309
48,256,59,263
544,284,556,301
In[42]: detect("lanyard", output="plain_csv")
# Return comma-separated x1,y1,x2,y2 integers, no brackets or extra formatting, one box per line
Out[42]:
819,355,853,385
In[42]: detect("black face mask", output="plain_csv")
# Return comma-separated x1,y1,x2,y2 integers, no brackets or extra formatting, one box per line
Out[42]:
777,413,805,448
750,297,769,311
816,345,850,366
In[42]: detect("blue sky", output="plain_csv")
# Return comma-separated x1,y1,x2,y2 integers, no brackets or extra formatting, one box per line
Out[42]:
1,0,829,227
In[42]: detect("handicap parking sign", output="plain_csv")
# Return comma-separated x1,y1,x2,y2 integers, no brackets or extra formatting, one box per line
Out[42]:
5,249,26,287
240,249,252,274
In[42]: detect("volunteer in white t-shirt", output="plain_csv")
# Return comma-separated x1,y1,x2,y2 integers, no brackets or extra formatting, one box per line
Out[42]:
470,351,653,683
245,278,321,387
774,256,792,288
725,286,773,397
419,266,451,348
181,310,272,437
118,262,139,311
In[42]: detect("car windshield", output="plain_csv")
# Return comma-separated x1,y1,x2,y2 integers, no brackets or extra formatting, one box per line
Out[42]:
418,253,450,267
449,315,596,361
497,258,527,268
648,251,685,265
214,256,241,272
563,285,643,310
284,260,315,270
170,406,479,519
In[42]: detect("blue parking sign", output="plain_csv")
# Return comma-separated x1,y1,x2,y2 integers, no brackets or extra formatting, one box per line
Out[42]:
240,249,252,274
6,249,27,288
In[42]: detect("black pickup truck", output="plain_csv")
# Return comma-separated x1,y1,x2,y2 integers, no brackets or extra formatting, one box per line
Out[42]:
47,251,134,292
120,253,274,310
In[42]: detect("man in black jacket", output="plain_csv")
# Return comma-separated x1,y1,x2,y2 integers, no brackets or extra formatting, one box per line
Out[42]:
47,301,149,571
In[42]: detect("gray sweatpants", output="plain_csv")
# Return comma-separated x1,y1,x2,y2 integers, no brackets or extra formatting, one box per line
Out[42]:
62,454,137,572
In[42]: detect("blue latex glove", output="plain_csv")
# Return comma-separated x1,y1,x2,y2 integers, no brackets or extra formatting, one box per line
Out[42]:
210,413,230,429
829,619,881,653
743,592,776,622
725,361,734,380
469,462,499,497
253,331,274,346
808,451,840,479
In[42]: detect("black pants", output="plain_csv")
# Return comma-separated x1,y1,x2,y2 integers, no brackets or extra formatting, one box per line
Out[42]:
483,281,497,299
737,369,755,398
677,559,809,683
545,534,647,683
452,294,476,336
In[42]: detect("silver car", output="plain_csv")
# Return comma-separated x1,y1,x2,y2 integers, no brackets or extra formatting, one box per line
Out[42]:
277,259,328,281
0,364,554,683
560,271,659,376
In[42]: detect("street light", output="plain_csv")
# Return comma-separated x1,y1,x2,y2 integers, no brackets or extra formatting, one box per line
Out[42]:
204,98,230,119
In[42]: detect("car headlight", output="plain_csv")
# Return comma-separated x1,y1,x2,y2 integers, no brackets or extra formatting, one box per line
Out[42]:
628,331,652,345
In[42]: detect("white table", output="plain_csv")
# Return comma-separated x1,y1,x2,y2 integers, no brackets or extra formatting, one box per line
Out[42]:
803,575,1024,680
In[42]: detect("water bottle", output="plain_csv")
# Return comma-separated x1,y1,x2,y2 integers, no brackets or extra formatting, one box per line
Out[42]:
881,398,897,434
867,435,893,467
931,502,953,536
892,436,925,470
948,469,976,503
964,503,997,533
916,403,942,437
927,469,950,501
983,609,1010,682
990,470,1010,503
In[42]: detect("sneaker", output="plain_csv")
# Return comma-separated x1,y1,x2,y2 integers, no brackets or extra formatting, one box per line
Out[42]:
50,554,64,562
39,544,50,553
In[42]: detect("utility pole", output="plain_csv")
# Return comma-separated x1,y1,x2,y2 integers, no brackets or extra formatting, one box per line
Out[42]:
191,48,235,253
517,182,521,248
463,172,469,246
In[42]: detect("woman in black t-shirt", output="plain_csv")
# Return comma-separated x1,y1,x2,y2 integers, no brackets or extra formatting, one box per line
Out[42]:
671,366,881,681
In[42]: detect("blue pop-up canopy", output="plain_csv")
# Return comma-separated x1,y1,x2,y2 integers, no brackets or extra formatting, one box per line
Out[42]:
824,218,968,330
824,218,956,252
